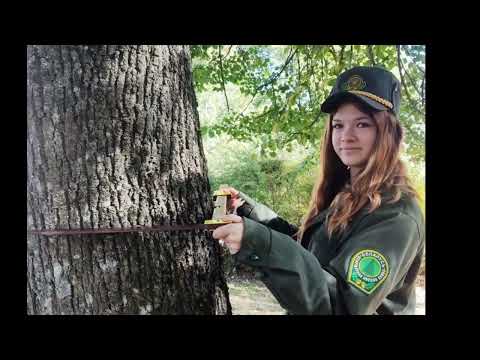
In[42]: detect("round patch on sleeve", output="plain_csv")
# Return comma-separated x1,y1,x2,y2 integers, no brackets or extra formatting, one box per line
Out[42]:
347,249,389,295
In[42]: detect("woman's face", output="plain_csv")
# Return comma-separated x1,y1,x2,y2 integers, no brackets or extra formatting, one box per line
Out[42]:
331,102,378,172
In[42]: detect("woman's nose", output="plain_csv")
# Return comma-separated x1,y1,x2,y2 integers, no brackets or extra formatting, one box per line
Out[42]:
341,125,356,141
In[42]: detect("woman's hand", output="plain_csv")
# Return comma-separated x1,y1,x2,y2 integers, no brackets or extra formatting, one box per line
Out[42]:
222,187,245,214
221,187,240,197
212,214,244,254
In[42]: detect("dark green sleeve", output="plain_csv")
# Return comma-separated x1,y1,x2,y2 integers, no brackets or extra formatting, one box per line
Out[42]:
234,211,423,315
236,191,298,237
327,211,423,314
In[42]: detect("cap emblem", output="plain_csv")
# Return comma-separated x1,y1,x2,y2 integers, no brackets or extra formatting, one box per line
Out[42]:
343,75,366,91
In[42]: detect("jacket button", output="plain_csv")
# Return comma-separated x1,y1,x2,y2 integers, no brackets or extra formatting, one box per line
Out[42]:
250,254,260,261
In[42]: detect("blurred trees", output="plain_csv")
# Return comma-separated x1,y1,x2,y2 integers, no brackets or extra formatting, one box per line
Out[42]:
192,45,425,162
193,45,425,225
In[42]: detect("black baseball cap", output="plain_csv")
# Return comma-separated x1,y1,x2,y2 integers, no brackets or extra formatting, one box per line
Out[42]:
320,66,401,116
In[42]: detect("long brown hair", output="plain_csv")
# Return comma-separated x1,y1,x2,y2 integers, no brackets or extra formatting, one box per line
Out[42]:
297,100,418,241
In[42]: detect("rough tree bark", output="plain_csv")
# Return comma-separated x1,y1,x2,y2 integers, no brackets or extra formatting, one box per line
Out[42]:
26,45,232,315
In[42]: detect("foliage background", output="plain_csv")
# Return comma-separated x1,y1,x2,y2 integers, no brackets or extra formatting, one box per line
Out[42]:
191,45,426,276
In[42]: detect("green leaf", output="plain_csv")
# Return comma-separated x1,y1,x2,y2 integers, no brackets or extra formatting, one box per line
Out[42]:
193,45,424,166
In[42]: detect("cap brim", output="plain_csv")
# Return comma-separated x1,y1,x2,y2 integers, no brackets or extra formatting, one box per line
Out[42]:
320,92,389,114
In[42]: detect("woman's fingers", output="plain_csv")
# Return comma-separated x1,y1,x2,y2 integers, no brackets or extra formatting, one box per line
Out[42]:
230,198,245,211
212,223,234,240
212,217,244,256
222,187,239,197
219,234,242,255
221,214,243,223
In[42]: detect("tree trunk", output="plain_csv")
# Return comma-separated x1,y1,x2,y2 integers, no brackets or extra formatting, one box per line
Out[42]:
26,45,232,315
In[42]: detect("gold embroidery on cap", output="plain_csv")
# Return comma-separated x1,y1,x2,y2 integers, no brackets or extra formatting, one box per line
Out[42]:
348,90,393,109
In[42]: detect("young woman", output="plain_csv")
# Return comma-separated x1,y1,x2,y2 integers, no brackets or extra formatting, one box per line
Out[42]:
212,66,425,315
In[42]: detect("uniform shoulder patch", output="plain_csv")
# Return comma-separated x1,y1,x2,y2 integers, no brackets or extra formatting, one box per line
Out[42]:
347,249,389,295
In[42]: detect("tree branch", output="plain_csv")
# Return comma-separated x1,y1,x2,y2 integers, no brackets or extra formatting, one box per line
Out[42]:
327,45,337,61
403,46,425,75
339,45,346,67
402,57,424,100
396,45,424,116
218,45,230,113
367,45,376,65
396,46,424,104
282,109,323,145
255,46,298,92
238,46,298,117
421,73,425,108
251,106,280,119
350,45,354,67
224,45,233,59
297,56,302,109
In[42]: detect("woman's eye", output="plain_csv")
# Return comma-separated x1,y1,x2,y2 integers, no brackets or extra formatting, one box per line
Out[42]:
332,124,342,129
357,122,371,128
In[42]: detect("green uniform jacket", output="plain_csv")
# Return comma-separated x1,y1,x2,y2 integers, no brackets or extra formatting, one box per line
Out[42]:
234,191,425,315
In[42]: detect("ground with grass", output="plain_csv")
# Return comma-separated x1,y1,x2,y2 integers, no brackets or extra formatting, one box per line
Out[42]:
227,274,426,315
